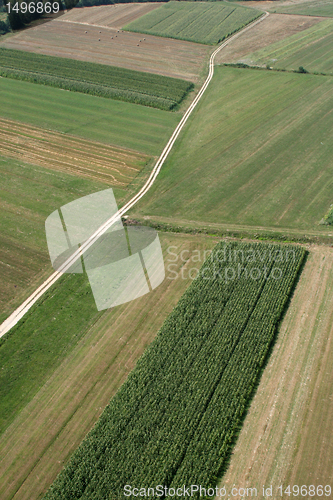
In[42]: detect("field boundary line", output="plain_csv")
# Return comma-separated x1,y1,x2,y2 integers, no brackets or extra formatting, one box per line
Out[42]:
0,11,269,338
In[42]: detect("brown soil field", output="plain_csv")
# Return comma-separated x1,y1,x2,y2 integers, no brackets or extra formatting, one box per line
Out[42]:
60,2,162,29
219,245,333,497
0,15,210,82
0,117,150,187
0,232,219,500
215,12,322,64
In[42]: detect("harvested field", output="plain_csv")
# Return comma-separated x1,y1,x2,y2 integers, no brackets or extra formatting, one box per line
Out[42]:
0,16,210,82
219,245,333,496
0,118,150,187
215,13,322,64
0,233,219,500
60,2,162,29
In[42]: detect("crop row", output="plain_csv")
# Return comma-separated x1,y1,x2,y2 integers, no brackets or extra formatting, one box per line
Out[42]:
44,241,305,500
0,48,193,110
125,2,261,45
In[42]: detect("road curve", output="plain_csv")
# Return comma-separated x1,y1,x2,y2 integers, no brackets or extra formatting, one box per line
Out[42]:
0,11,269,338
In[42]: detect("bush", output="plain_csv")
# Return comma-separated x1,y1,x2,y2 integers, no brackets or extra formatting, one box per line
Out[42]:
297,66,308,74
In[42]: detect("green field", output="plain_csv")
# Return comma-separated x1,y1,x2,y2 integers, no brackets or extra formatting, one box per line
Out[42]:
0,48,193,110
132,67,333,232
125,1,261,45
0,273,104,435
245,19,333,75
271,0,333,17
43,240,305,500
0,155,112,325
0,78,179,155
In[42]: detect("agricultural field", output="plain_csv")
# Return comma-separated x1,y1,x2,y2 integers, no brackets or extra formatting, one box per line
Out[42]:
132,66,333,233
125,1,262,45
0,233,219,500
0,118,150,187
1,4,332,500
0,153,110,326
0,78,179,155
0,15,210,82
214,13,323,65
0,78,178,323
42,241,305,499
244,19,333,75
0,48,193,110
271,0,333,17
220,245,333,496
60,2,162,28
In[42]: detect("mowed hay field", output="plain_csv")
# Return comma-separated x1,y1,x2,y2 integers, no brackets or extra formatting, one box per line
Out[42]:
214,13,323,65
132,67,333,232
125,1,261,45
0,13,210,82
0,233,219,500
220,245,333,496
0,78,179,155
245,19,333,75
272,0,333,17
0,118,150,187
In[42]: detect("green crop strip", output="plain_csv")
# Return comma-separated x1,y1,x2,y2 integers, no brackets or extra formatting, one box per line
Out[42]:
0,48,193,110
125,1,261,45
44,240,305,500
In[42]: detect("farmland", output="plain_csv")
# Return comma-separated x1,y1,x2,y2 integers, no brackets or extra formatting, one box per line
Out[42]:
0,153,111,326
245,19,333,75
132,66,333,232
0,71,178,321
0,15,210,82
214,13,323,65
125,1,262,45
43,241,305,499
0,79,178,324
0,78,179,155
59,2,162,28
272,0,333,17
0,273,103,435
0,233,219,500
220,245,333,496
0,118,150,187
0,48,193,110
1,4,332,500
